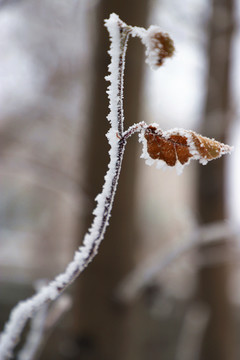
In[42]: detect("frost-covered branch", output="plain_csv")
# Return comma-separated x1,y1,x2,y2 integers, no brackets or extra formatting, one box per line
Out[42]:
17,293,72,360
17,302,48,360
0,13,131,359
0,12,232,360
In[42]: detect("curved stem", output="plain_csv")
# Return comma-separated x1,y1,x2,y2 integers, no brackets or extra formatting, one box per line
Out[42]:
0,136,127,360
117,28,131,136
0,13,130,360
122,121,147,140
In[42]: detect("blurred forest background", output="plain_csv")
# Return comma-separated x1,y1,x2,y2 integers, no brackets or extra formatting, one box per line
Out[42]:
0,0,240,359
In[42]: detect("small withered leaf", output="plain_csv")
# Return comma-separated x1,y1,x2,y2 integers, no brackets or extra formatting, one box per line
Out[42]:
144,28,175,69
142,125,232,172
153,32,175,66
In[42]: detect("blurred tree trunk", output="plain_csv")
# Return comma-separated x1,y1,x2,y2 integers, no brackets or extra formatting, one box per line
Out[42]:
72,1,150,360
197,0,236,359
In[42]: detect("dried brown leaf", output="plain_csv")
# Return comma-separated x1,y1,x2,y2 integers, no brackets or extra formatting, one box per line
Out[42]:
141,125,232,173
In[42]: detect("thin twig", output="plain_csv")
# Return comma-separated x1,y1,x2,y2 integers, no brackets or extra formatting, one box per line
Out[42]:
122,121,147,140
0,14,130,359
17,304,48,360
17,294,72,360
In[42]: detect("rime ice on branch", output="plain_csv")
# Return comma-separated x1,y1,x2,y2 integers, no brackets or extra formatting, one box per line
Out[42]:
104,13,131,134
0,12,131,360
0,12,232,360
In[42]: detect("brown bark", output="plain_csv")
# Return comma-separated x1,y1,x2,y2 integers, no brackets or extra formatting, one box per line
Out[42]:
72,1,149,360
197,0,236,359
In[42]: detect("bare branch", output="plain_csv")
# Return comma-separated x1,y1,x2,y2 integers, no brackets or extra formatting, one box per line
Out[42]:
116,222,239,303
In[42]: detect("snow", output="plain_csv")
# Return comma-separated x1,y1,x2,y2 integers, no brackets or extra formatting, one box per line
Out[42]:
141,25,165,70
104,13,125,131
131,24,167,69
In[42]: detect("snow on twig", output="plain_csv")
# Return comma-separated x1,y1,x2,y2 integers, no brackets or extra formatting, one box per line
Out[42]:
17,293,72,360
105,13,131,135
0,13,130,359
17,302,48,360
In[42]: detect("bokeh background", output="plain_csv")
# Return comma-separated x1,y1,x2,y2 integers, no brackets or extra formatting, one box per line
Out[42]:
0,0,240,359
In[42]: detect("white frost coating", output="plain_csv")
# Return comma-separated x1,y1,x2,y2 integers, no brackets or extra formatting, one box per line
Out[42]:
0,13,127,360
139,128,149,160
17,302,48,360
131,25,166,70
104,13,122,130
105,16,169,86
130,25,146,40
141,25,164,70
104,13,130,133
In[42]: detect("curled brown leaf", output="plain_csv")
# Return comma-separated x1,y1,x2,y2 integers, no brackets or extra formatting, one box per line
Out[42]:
142,125,233,171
